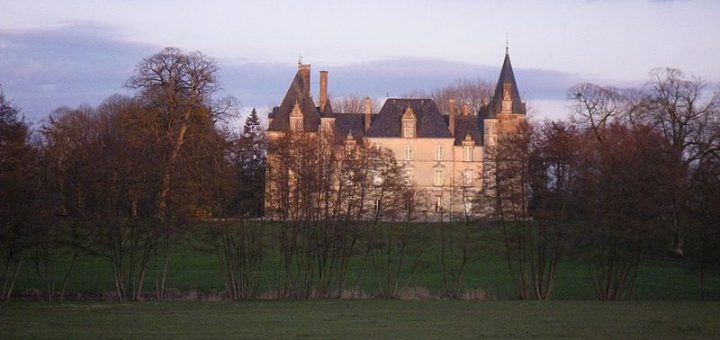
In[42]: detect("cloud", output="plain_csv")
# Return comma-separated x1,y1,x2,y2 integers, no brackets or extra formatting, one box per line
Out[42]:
0,23,582,123
0,22,157,121
223,58,582,119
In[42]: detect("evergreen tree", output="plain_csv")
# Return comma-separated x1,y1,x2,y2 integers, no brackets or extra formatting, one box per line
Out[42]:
235,108,267,216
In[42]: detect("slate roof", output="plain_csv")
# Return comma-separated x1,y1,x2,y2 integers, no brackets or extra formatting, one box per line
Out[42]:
324,112,367,144
268,71,321,132
366,98,452,138
454,114,484,146
487,52,526,117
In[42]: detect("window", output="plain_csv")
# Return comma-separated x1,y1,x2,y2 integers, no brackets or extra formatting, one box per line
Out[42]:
402,107,416,138
291,117,302,132
290,102,303,132
403,121,415,138
435,145,443,161
404,144,414,160
435,196,443,212
434,169,444,186
373,174,384,186
463,146,473,161
404,169,414,182
463,169,473,185
322,120,333,133
463,197,473,214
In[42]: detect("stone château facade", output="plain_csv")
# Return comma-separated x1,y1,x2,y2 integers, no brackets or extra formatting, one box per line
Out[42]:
266,51,526,220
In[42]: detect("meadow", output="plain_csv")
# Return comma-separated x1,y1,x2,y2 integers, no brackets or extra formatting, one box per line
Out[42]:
9,222,720,301
2,300,720,339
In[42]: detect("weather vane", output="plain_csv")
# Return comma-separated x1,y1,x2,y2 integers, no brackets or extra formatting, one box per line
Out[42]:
298,54,303,66
505,33,509,54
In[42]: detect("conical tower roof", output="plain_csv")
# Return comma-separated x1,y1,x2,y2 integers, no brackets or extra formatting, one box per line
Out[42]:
487,52,525,117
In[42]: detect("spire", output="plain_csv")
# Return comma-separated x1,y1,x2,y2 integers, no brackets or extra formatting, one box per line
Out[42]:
488,48,525,117
505,33,509,54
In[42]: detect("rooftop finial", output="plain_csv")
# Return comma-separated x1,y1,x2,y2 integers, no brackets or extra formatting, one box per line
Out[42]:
505,33,509,54
298,54,303,66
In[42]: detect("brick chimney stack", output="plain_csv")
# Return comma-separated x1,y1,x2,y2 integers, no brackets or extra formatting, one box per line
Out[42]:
448,99,457,137
364,97,373,132
319,70,328,113
299,64,311,95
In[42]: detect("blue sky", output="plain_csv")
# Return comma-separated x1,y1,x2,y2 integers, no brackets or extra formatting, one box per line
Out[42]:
1,0,719,123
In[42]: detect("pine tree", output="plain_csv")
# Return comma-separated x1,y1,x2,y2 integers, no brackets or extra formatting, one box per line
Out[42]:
235,108,267,216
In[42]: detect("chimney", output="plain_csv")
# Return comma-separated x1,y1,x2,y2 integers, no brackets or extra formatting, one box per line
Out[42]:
299,64,311,95
364,97,372,132
319,70,328,113
448,99,457,137
462,103,470,116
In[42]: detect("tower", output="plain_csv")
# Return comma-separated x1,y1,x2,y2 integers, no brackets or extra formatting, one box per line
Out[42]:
484,49,526,147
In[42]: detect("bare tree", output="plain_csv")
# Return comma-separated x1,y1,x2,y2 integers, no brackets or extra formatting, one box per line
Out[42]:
431,78,493,115
330,94,381,113
568,83,625,143
126,47,221,299
641,69,720,255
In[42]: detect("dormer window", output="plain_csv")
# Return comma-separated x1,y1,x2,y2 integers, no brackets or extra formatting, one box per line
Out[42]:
401,106,416,138
462,134,475,162
344,131,356,154
502,83,513,113
290,101,303,132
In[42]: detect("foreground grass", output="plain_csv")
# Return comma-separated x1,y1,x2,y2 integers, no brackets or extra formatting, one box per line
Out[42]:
1,300,719,339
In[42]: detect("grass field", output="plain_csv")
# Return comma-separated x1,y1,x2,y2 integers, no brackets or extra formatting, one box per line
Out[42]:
10,222,720,300
2,300,719,339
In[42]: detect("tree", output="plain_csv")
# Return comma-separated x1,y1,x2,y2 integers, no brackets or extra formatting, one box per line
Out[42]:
126,47,222,299
330,94,380,113
482,121,565,300
234,108,267,217
127,47,220,223
642,68,720,255
0,87,37,302
573,124,676,300
431,78,492,115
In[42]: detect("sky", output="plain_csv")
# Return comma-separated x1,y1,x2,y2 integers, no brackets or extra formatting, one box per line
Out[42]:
1,0,719,124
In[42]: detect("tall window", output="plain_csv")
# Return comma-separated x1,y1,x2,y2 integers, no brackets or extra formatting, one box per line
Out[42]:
435,145,443,161
404,144,414,160
434,169,444,186
402,107,416,138
463,169,473,185
463,146,473,161
435,196,443,212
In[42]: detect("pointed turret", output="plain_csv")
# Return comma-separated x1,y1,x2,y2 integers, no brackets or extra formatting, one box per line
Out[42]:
267,66,321,132
488,51,526,117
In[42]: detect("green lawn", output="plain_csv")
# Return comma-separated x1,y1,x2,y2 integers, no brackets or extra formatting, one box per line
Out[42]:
10,222,720,300
2,300,719,339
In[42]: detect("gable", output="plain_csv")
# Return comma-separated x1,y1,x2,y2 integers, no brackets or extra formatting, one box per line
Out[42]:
268,71,321,132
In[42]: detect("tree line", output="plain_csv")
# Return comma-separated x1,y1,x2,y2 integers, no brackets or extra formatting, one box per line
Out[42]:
0,48,265,302
1,47,719,302
485,69,720,300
